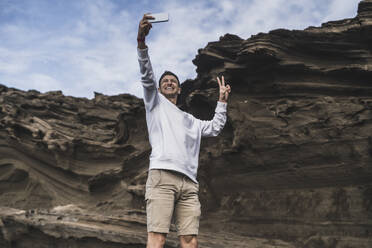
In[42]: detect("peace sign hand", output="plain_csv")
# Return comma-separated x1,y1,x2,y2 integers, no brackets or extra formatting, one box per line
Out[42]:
217,76,231,103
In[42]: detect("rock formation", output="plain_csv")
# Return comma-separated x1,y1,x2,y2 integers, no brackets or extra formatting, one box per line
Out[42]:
1,0,372,247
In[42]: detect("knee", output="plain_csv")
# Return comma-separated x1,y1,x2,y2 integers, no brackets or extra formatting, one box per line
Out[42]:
180,235,198,248
147,232,166,248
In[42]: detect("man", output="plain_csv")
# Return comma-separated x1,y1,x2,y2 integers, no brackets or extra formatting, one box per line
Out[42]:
137,14,231,248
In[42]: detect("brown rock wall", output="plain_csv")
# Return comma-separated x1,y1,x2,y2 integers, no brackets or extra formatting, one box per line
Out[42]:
1,0,372,247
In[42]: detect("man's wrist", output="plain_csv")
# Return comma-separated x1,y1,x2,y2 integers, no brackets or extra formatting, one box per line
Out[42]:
137,37,145,42
137,36,147,49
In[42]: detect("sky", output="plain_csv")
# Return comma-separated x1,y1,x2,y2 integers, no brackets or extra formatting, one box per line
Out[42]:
0,0,361,99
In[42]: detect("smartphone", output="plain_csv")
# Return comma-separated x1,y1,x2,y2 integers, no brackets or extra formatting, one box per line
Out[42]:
148,13,169,23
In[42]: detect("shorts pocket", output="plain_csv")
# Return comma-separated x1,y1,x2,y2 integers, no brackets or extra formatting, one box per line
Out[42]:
146,169,162,189
145,185,152,201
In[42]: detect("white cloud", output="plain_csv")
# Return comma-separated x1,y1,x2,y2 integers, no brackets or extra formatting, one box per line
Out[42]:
323,0,360,21
26,73,62,92
0,47,35,74
0,0,363,99
1,73,62,94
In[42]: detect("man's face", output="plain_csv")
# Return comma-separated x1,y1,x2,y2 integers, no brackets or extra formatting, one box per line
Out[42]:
159,75,180,96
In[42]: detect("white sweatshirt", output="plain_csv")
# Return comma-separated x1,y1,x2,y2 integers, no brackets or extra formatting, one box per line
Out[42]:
138,48,227,183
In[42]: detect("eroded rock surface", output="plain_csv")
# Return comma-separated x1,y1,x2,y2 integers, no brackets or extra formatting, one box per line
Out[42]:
1,1,372,247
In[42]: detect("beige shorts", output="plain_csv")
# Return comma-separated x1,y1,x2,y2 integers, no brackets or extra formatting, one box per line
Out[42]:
145,169,201,236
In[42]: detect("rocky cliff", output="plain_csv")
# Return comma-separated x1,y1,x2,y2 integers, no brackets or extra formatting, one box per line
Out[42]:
1,1,372,247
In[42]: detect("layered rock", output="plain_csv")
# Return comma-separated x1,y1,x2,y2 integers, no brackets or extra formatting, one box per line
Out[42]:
1,1,372,247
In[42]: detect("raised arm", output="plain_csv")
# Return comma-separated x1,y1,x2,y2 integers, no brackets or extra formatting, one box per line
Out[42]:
137,14,158,111
199,76,231,137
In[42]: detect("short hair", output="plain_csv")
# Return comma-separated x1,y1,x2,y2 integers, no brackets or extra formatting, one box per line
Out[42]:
158,71,180,88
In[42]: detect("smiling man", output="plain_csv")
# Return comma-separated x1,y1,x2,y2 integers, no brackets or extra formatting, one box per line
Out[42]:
137,14,231,248
158,71,181,104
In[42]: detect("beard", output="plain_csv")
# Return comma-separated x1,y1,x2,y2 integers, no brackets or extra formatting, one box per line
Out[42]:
162,92,178,99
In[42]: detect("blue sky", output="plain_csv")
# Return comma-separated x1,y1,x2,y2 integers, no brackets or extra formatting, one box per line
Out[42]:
0,0,361,98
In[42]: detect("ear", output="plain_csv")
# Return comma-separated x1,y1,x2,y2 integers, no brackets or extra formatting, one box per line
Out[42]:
177,87,181,94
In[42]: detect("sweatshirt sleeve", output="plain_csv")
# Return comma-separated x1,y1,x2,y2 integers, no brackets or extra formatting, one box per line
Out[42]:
199,101,227,137
137,48,159,111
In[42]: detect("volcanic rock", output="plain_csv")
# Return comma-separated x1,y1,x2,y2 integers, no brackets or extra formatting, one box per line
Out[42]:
1,1,372,247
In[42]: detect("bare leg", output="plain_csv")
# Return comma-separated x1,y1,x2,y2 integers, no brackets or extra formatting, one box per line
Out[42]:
147,232,166,248
179,235,198,248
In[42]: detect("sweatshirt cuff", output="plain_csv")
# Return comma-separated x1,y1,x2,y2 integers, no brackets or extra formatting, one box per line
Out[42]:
216,101,227,113
137,47,149,60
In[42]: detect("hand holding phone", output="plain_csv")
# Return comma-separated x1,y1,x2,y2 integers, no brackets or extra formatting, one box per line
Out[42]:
137,13,169,48
138,14,154,40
